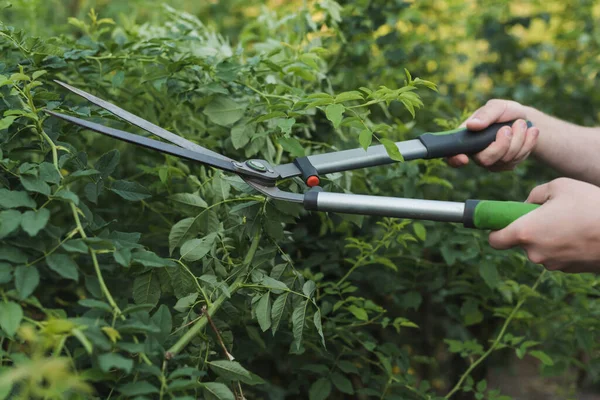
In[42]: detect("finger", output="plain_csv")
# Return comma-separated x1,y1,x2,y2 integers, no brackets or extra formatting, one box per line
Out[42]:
466,102,507,131
502,119,528,162
473,126,512,167
488,223,522,250
466,100,524,131
513,127,539,161
447,154,469,167
526,182,552,204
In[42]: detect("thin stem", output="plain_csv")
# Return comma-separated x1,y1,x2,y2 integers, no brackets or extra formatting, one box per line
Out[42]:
444,270,547,399
166,229,262,357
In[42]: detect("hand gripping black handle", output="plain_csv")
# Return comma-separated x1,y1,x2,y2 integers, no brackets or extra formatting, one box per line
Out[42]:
418,120,533,159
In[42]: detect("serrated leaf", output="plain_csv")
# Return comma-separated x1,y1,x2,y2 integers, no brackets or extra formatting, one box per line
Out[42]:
479,263,500,289
0,302,23,337
202,382,235,400
169,217,196,255
0,116,17,130
271,292,288,335
15,266,39,299
309,378,331,400
0,210,22,239
325,104,345,128
46,253,79,281
180,233,217,262
20,175,50,196
380,138,404,161
302,280,316,298
170,193,208,208
0,189,36,209
20,208,50,236
209,360,252,382
174,293,198,312
95,150,120,178
132,250,175,267
97,351,133,374
313,310,326,348
358,129,372,150
110,180,151,201
335,91,364,103
292,300,308,351
331,372,354,394
132,271,161,307
261,276,287,294
256,292,271,332
203,96,246,126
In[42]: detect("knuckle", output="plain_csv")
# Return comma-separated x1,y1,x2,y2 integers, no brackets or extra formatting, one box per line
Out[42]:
527,250,546,264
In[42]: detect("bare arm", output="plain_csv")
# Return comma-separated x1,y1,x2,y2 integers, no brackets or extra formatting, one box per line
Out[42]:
525,106,600,185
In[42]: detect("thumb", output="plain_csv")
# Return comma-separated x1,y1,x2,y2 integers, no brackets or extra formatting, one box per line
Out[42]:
488,222,522,250
466,101,508,131
526,182,552,204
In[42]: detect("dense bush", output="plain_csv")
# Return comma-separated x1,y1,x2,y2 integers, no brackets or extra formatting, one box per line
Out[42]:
1,1,600,399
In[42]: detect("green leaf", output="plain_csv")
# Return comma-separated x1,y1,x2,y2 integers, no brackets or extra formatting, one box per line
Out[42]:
169,217,197,255
209,360,253,382
479,263,500,289
132,250,175,268
358,129,372,150
331,372,354,394
0,189,36,209
0,116,17,130
0,302,23,337
15,266,39,299
292,300,308,351
151,304,172,342
530,350,554,366
0,246,27,263
256,292,272,332
38,162,61,184
62,239,88,254
133,271,161,307
180,233,217,262
0,263,13,285
174,293,198,312
46,253,79,281
412,223,426,241
110,180,151,201
0,210,22,239
309,377,332,400
380,138,404,161
278,136,305,157
94,150,120,179
20,208,50,236
98,353,133,373
313,310,326,348
202,382,235,400
203,96,246,126
347,305,368,321
335,91,364,103
276,118,296,134
231,119,253,149
271,292,289,335
302,280,316,298
325,104,345,128
170,193,208,208
20,175,51,196
118,381,159,396
53,189,79,205
261,276,287,294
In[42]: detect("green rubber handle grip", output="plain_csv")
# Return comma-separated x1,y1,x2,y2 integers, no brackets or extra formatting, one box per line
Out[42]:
418,120,533,159
463,200,539,230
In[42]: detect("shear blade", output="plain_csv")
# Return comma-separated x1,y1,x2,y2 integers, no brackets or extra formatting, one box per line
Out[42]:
53,80,232,161
46,110,239,174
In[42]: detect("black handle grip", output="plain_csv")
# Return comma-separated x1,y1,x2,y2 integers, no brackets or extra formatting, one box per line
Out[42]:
418,120,533,159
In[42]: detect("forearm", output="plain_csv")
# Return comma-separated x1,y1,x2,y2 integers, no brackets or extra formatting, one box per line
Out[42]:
526,106,600,186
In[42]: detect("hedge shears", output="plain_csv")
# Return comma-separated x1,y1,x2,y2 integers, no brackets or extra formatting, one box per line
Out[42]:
47,81,538,230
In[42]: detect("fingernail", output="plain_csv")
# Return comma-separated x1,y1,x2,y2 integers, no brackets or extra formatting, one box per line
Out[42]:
519,119,528,129
504,127,513,138
531,128,539,137
470,117,482,124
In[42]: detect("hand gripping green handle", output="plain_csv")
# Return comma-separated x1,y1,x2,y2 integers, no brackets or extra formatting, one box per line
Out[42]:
418,120,533,159
463,200,539,230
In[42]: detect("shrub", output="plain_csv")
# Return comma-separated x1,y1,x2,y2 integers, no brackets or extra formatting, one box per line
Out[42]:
1,1,600,399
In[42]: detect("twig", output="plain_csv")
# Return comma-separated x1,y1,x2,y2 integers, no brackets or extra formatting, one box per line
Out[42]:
202,305,234,361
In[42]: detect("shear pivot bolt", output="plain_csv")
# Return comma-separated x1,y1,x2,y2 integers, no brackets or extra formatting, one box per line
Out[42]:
246,160,267,172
